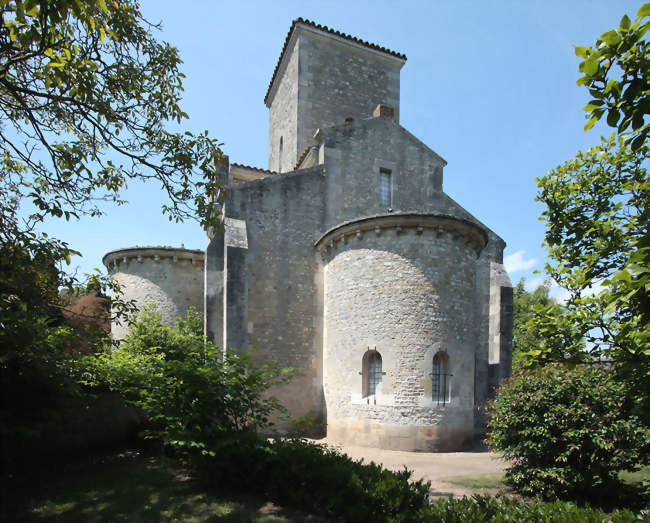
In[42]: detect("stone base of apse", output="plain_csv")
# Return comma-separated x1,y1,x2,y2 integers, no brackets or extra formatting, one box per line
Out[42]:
326,414,475,452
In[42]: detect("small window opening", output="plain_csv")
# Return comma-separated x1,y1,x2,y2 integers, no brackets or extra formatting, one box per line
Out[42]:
278,136,283,172
379,168,391,206
432,352,451,406
362,349,383,403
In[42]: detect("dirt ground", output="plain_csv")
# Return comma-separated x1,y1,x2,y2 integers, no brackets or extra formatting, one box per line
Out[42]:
310,438,508,500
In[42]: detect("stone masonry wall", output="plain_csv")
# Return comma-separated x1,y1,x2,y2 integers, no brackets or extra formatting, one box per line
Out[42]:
321,217,483,451
295,31,402,165
225,166,327,428
320,117,445,230
268,39,299,173
103,247,204,340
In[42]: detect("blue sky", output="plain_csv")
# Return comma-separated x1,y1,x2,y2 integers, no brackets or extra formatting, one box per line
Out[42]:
39,0,641,296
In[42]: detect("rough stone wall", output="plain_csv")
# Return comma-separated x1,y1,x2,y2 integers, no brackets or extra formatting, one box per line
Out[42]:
225,166,327,428
321,219,482,451
320,117,445,230
103,248,204,340
472,233,511,437
268,40,299,173
295,31,402,166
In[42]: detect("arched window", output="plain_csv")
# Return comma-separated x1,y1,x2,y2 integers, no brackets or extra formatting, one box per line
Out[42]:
432,352,450,405
278,136,283,172
362,350,383,402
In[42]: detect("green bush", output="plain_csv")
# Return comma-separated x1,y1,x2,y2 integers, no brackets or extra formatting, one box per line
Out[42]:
429,494,642,522
486,364,649,503
196,437,646,522
196,437,432,523
78,308,294,459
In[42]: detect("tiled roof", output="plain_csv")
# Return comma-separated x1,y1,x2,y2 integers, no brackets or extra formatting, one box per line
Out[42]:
293,145,317,171
230,162,276,175
264,18,407,105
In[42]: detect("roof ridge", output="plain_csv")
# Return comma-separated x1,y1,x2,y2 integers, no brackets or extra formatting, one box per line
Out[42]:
231,162,277,174
264,18,407,106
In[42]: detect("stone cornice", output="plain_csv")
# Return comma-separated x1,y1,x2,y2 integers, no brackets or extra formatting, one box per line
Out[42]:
103,247,204,270
314,213,488,258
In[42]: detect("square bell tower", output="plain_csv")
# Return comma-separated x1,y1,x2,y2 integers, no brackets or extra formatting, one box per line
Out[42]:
265,19,406,173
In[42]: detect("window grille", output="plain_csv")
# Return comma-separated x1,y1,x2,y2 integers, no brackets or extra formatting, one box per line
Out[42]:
367,351,382,396
432,353,451,406
379,168,391,206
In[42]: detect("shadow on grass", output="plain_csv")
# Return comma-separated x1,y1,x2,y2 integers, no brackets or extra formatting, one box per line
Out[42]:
440,469,648,512
1,451,321,522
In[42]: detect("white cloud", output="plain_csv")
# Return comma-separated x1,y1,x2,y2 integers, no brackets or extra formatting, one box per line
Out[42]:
504,250,536,274
548,284,571,304
524,277,544,291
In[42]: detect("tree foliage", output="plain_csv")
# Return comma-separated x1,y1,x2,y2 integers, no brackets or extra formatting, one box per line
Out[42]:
512,279,562,369
487,364,649,504
533,135,649,414
0,0,221,241
531,3,650,417
0,0,221,451
78,309,295,457
577,4,650,150
0,242,80,446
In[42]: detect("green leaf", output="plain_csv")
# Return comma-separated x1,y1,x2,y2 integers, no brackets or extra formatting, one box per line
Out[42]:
603,79,620,96
620,14,631,30
630,132,646,150
606,109,620,127
574,46,590,58
638,3,650,18
583,101,603,111
600,30,621,46
582,57,599,76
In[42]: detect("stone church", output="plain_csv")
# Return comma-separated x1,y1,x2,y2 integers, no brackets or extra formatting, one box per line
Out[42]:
103,18,513,452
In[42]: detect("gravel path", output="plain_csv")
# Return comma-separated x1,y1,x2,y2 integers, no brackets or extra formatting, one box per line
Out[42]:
310,438,508,500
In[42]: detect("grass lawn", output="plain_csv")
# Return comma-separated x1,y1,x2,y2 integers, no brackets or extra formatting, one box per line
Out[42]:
620,465,650,485
442,465,650,491
440,473,506,490
1,450,322,522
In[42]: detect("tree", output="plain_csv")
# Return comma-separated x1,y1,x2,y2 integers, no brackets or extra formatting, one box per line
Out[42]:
0,0,221,243
577,4,650,150
0,0,221,452
533,136,648,413
528,4,650,421
511,279,562,369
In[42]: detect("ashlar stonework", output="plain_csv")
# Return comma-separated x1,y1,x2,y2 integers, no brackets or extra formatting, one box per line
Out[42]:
104,18,512,452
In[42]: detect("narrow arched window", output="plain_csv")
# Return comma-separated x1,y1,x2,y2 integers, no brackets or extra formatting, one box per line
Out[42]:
432,352,450,405
362,350,383,402
367,351,382,396
278,136,283,172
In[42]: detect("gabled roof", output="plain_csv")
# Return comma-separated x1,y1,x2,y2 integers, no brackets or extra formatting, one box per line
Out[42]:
264,18,407,105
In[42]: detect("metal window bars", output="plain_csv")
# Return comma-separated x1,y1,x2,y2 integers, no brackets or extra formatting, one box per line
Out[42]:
432,354,452,406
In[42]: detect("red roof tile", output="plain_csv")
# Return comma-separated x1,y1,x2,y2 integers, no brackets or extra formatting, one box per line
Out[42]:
231,162,276,174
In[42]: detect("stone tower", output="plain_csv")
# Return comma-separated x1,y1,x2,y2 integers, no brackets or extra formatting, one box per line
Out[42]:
266,18,405,173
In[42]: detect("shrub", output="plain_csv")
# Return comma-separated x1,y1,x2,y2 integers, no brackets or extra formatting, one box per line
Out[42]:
429,494,642,522
78,308,294,459
196,437,433,523
196,437,646,522
486,364,649,503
